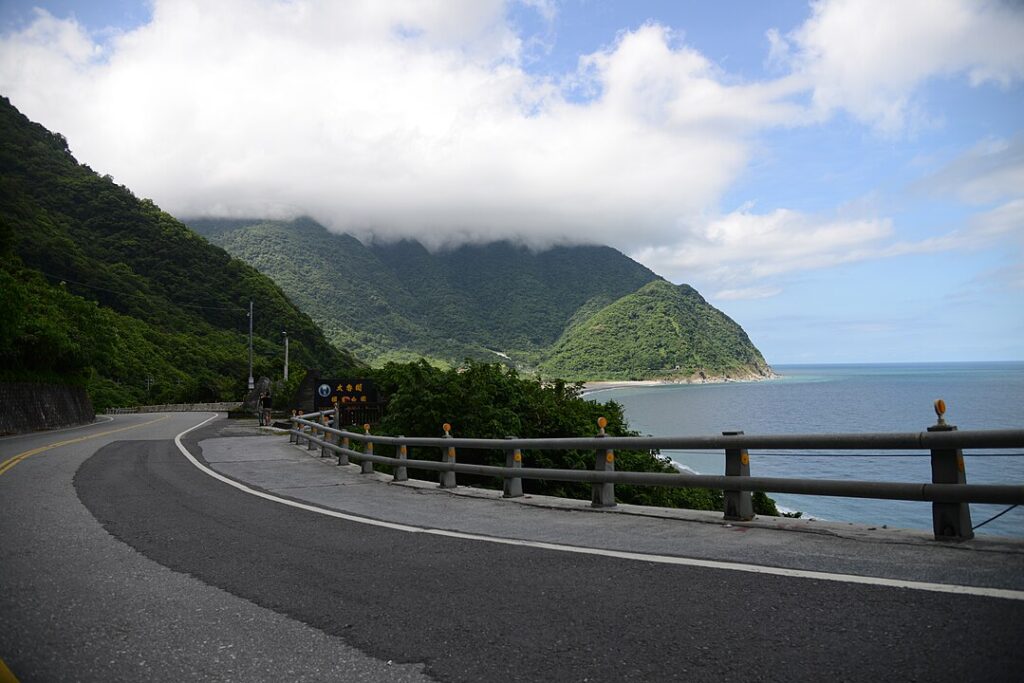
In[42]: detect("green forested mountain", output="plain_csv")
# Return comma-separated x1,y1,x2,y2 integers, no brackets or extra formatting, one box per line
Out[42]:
189,218,465,365
190,218,773,381
0,97,360,409
189,218,662,367
539,280,773,381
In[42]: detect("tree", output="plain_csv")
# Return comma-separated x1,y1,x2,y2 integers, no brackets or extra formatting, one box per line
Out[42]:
371,360,779,514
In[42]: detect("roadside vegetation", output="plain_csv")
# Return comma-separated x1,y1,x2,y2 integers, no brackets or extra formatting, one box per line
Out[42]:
0,96,358,410
368,360,780,515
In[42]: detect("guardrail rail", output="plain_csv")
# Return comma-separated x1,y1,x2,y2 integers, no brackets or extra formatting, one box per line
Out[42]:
106,402,242,414
287,402,1024,542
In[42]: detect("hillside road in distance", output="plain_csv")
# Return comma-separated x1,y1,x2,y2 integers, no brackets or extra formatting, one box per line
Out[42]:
2,413,1022,681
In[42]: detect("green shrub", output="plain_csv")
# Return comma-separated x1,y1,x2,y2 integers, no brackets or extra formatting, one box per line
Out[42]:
372,360,782,514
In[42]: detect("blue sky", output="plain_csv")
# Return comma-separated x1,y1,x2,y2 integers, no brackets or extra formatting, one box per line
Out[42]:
1,1,1021,364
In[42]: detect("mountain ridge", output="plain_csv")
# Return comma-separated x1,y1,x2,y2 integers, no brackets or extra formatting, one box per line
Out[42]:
539,279,773,381
190,218,773,380
188,217,665,366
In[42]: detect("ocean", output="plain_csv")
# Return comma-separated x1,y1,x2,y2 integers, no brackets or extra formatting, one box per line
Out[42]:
587,362,1024,538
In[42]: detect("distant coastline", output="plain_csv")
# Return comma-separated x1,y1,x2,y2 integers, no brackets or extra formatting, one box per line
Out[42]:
581,370,779,396
578,362,1024,397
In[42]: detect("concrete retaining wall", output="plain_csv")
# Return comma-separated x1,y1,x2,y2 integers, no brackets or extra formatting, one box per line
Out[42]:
0,382,95,436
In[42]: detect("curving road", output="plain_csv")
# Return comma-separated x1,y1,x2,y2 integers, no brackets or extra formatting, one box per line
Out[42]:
1,413,1022,681
0,414,426,682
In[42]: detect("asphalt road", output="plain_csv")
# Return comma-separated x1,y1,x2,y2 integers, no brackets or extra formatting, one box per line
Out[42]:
2,413,1022,681
0,413,427,682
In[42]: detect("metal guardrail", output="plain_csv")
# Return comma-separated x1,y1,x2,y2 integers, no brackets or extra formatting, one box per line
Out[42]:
287,405,1024,542
106,402,242,414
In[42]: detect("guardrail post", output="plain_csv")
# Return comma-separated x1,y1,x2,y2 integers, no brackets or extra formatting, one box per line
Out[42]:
333,405,345,456
320,415,331,458
440,423,457,489
289,417,297,443
307,420,318,450
723,430,754,521
394,437,408,482
928,400,973,541
338,434,350,466
361,424,375,474
504,436,523,498
592,417,616,508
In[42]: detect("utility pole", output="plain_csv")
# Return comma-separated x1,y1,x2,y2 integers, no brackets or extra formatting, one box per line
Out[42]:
282,331,289,381
248,300,254,390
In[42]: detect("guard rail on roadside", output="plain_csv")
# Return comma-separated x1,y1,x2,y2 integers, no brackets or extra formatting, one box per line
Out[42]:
287,404,1024,542
105,402,243,414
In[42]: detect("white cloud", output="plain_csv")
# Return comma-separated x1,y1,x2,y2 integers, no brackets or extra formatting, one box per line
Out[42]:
631,208,895,297
920,137,1024,204
631,197,1024,301
969,198,1024,240
577,23,807,133
713,286,784,301
0,4,793,250
775,0,1024,132
0,0,1020,299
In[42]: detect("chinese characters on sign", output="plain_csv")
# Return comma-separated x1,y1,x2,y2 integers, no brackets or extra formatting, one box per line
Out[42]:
313,379,380,410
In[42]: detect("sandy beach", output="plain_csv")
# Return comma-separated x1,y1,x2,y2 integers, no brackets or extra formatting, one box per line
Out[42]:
580,380,667,395
581,372,779,396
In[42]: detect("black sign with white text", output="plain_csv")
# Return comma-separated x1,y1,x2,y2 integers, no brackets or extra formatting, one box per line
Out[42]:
313,379,380,409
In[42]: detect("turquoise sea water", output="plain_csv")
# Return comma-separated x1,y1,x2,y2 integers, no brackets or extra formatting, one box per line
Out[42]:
589,362,1024,538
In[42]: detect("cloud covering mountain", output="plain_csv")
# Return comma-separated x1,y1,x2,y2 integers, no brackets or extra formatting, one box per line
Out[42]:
1,0,1021,361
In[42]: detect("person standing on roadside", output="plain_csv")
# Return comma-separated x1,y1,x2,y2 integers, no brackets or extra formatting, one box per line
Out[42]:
262,391,273,427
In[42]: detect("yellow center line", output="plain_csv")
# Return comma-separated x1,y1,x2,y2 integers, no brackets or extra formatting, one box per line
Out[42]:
0,655,19,683
0,415,170,477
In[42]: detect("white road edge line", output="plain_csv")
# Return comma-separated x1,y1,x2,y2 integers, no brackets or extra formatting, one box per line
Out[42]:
174,414,1024,602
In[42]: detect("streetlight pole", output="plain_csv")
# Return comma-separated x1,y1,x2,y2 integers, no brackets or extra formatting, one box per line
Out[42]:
247,300,254,391
282,331,289,381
